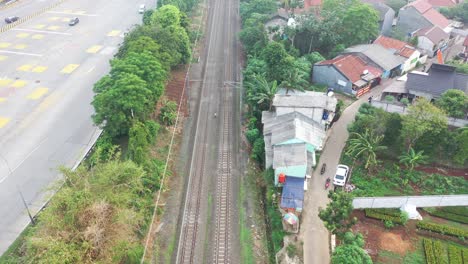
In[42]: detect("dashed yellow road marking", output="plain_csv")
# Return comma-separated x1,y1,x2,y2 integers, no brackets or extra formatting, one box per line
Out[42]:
0,42,11,48
16,33,30,38
0,55,7,61
27,87,48,100
60,64,79,74
75,10,85,14
86,45,103,53
47,26,61,31
33,24,46,29
107,30,121,37
32,66,47,73
48,17,60,21
18,64,33,71
62,18,70,22
14,44,27,50
0,117,10,128
0,79,13,86
11,80,27,88
63,9,73,13
0,98,6,103
32,34,44,40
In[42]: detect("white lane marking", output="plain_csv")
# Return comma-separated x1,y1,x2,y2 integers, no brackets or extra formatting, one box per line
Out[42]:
12,28,72,36
0,137,48,184
85,66,95,73
47,11,98,16
0,50,43,57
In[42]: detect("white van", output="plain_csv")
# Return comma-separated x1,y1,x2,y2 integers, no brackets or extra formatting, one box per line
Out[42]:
139,4,146,14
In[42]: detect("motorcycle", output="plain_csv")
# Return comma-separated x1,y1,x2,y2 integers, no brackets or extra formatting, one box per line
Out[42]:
325,178,331,190
320,163,326,175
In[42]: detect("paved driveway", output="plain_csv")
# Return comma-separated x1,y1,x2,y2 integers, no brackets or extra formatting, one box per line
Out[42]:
300,81,392,264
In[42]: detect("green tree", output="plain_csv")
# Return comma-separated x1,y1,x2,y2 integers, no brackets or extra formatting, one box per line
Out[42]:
151,5,182,27
332,231,372,263
454,129,468,165
251,137,265,164
346,130,387,170
319,191,357,239
436,89,468,118
142,10,154,25
439,2,468,23
92,73,153,137
401,98,448,150
239,24,268,55
246,74,279,111
111,51,168,99
240,0,276,22
261,42,295,83
127,121,160,165
159,100,178,126
279,66,308,94
342,3,380,46
399,147,428,171
448,60,468,74
305,51,325,65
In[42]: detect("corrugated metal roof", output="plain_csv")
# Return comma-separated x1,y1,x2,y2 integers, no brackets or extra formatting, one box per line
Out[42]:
280,176,304,209
273,89,337,111
344,44,405,71
406,63,468,96
273,144,307,168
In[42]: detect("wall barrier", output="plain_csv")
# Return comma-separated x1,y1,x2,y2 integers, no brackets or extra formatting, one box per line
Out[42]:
353,194,468,209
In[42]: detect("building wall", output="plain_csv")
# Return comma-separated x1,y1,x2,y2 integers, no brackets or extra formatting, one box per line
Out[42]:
401,50,421,73
312,65,354,94
381,9,396,36
417,36,436,57
397,7,432,35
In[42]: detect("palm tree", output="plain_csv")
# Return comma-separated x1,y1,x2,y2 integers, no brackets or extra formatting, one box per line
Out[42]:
246,74,279,111
280,67,308,95
346,130,387,171
399,147,428,171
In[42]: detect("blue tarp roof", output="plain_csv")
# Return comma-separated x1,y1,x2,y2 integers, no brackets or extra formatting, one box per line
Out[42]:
280,176,304,209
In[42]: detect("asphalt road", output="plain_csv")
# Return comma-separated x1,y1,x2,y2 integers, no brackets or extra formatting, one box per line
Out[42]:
0,0,151,254
300,80,394,263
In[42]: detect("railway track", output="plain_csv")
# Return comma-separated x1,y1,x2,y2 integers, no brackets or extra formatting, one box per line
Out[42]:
213,87,233,263
176,0,238,260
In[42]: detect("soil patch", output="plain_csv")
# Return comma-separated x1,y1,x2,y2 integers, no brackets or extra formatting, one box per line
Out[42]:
352,210,416,261
379,233,412,255
414,165,468,179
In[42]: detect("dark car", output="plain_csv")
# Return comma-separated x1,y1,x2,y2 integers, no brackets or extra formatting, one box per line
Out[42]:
5,16,19,24
68,17,79,26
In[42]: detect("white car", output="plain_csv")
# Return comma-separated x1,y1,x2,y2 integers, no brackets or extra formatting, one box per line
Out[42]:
139,4,146,14
333,164,349,186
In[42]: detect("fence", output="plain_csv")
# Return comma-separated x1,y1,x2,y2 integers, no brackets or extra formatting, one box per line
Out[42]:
353,194,468,209
371,101,468,128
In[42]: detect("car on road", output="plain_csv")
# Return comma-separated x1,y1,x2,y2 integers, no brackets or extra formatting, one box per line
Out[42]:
5,16,19,24
68,17,79,26
333,164,349,186
139,4,146,14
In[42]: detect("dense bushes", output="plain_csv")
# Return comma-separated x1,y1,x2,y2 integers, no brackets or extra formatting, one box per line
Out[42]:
262,169,285,263
364,209,406,225
423,207,468,225
423,238,467,264
417,221,468,239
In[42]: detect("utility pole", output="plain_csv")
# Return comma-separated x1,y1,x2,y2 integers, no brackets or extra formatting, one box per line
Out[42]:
18,187,35,225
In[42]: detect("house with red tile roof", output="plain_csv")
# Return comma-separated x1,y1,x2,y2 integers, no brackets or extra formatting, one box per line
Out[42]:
312,55,382,97
374,35,421,72
426,0,459,9
396,0,450,35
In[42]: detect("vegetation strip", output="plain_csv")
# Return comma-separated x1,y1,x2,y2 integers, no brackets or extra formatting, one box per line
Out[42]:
417,221,468,240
